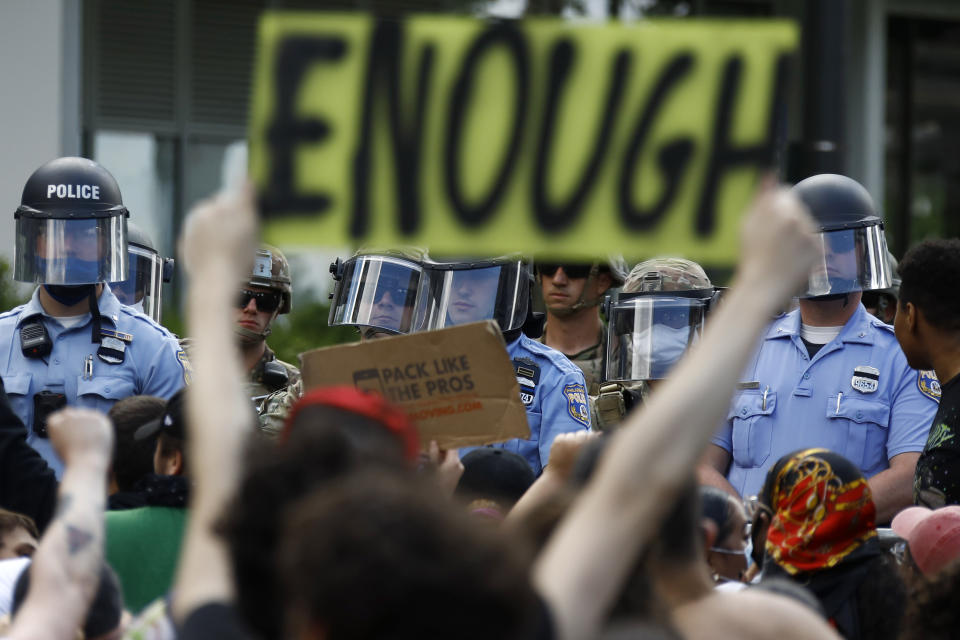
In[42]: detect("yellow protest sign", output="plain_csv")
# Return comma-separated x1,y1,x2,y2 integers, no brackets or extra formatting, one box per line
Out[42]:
250,13,798,263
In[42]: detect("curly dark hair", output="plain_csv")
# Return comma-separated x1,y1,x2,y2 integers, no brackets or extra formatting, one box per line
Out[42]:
107,395,165,491
280,472,539,640
898,238,960,333
900,556,960,640
217,404,412,640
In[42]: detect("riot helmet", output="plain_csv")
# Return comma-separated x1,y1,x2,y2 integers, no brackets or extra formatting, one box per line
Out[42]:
791,174,891,298
603,258,718,383
861,249,900,323
328,248,427,338
110,222,174,322
235,245,292,344
14,157,128,286
419,255,536,336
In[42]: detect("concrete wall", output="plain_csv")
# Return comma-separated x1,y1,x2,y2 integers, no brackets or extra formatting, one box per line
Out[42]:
0,0,80,262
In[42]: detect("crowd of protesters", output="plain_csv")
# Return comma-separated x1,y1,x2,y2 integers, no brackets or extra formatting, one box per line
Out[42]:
0,152,959,640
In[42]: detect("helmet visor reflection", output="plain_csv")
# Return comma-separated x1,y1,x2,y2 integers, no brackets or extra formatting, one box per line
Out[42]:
329,256,423,335
14,215,127,285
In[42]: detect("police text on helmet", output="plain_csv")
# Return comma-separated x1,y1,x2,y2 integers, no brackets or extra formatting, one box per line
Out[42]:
46,184,101,200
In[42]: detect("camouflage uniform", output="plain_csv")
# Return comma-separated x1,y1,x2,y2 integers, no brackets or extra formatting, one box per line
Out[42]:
255,374,302,439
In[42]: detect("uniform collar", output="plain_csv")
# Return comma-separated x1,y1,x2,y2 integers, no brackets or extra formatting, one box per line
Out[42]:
765,303,874,345
18,285,122,328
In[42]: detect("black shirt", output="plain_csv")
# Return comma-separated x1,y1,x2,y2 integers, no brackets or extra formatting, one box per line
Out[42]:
915,373,960,507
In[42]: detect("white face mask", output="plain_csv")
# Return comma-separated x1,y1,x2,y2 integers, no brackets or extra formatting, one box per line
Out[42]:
628,324,694,379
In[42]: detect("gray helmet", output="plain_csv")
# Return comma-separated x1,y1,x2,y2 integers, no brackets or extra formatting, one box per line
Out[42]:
248,245,292,315
109,222,174,323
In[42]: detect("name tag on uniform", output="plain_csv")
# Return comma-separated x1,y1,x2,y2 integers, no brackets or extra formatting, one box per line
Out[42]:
97,336,127,365
851,365,879,394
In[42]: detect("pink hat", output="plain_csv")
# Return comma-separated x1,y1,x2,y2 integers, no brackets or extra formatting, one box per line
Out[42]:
891,505,960,576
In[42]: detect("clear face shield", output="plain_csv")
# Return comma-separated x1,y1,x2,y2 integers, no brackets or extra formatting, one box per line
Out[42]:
420,260,530,333
110,245,163,321
328,256,424,335
14,215,127,285
803,225,891,298
604,292,711,382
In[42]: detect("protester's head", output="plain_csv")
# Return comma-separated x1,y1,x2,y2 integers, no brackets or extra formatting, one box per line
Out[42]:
0,510,38,560
455,448,536,519
900,557,960,640
107,395,165,492
700,486,749,583
235,245,292,346
891,506,960,577
895,238,960,370
220,387,419,640
133,389,187,477
536,256,626,318
12,562,124,640
280,472,539,640
761,448,877,575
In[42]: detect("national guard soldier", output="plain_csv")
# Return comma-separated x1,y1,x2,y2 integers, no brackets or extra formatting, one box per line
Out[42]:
0,157,189,476
418,254,591,476
596,257,719,429
109,222,174,323
236,245,300,436
536,257,628,395
701,174,939,523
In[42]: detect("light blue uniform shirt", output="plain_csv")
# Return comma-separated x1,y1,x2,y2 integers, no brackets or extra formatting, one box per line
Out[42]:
0,286,190,477
712,304,938,499
466,334,591,476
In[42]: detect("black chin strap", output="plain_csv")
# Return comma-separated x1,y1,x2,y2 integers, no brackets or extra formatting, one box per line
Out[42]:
89,288,102,345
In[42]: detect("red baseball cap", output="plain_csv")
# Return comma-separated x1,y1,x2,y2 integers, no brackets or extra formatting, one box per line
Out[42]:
891,505,960,576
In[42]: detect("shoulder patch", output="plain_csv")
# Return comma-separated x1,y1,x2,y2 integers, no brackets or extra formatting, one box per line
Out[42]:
177,349,194,386
918,370,941,402
563,383,590,427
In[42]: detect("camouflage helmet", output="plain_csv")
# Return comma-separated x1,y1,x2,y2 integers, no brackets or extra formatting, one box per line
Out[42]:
624,257,712,293
248,245,292,314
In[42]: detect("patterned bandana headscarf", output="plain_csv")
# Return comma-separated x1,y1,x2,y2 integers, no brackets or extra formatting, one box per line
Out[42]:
764,448,878,575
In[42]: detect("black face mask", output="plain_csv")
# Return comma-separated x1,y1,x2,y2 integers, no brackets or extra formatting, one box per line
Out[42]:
43,284,95,306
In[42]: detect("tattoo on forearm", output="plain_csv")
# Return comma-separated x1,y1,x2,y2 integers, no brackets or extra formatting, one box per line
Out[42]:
55,494,73,519
66,525,93,556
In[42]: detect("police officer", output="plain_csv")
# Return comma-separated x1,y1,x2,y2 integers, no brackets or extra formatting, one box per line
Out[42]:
536,257,628,395
0,157,189,476
419,254,591,476
236,245,300,435
596,257,718,429
109,222,174,323
701,174,939,523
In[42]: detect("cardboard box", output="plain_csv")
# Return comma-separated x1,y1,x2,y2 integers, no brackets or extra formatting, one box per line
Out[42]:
301,321,530,449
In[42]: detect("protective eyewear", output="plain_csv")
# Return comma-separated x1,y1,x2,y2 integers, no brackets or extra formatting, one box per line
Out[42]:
537,263,593,279
237,289,282,313
373,280,410,305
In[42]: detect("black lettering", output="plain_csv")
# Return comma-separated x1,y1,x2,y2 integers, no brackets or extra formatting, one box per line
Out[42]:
426,380,438,395
444,22,529,227
617,53,695,231
449,376,464,392
464,373,475,391
259,36,347,217
436,378,449,394
533,43,630,233
458,355,469,371
696,53,791,235
352,20,435,236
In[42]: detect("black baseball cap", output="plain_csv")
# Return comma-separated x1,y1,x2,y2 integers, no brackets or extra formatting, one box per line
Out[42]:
455,448,535,507
134,388,186,441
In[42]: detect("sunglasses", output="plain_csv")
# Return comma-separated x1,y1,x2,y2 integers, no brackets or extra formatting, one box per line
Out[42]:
374,285,410,304
538,263,593,279
237,289,283,313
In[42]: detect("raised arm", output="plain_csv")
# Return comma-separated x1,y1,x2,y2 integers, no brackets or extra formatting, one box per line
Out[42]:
171,186,257,624
534,182,820,640
8,408,112,640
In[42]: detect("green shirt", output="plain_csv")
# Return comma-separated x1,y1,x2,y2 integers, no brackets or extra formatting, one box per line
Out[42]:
106,506,187,613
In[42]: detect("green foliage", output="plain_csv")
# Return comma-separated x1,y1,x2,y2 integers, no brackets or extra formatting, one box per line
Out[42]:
266,300,359,366
0,259,30,312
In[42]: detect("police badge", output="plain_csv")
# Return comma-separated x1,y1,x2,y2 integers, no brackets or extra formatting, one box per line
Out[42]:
851,365,879,394
564,383,590,427
918,370,941,402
